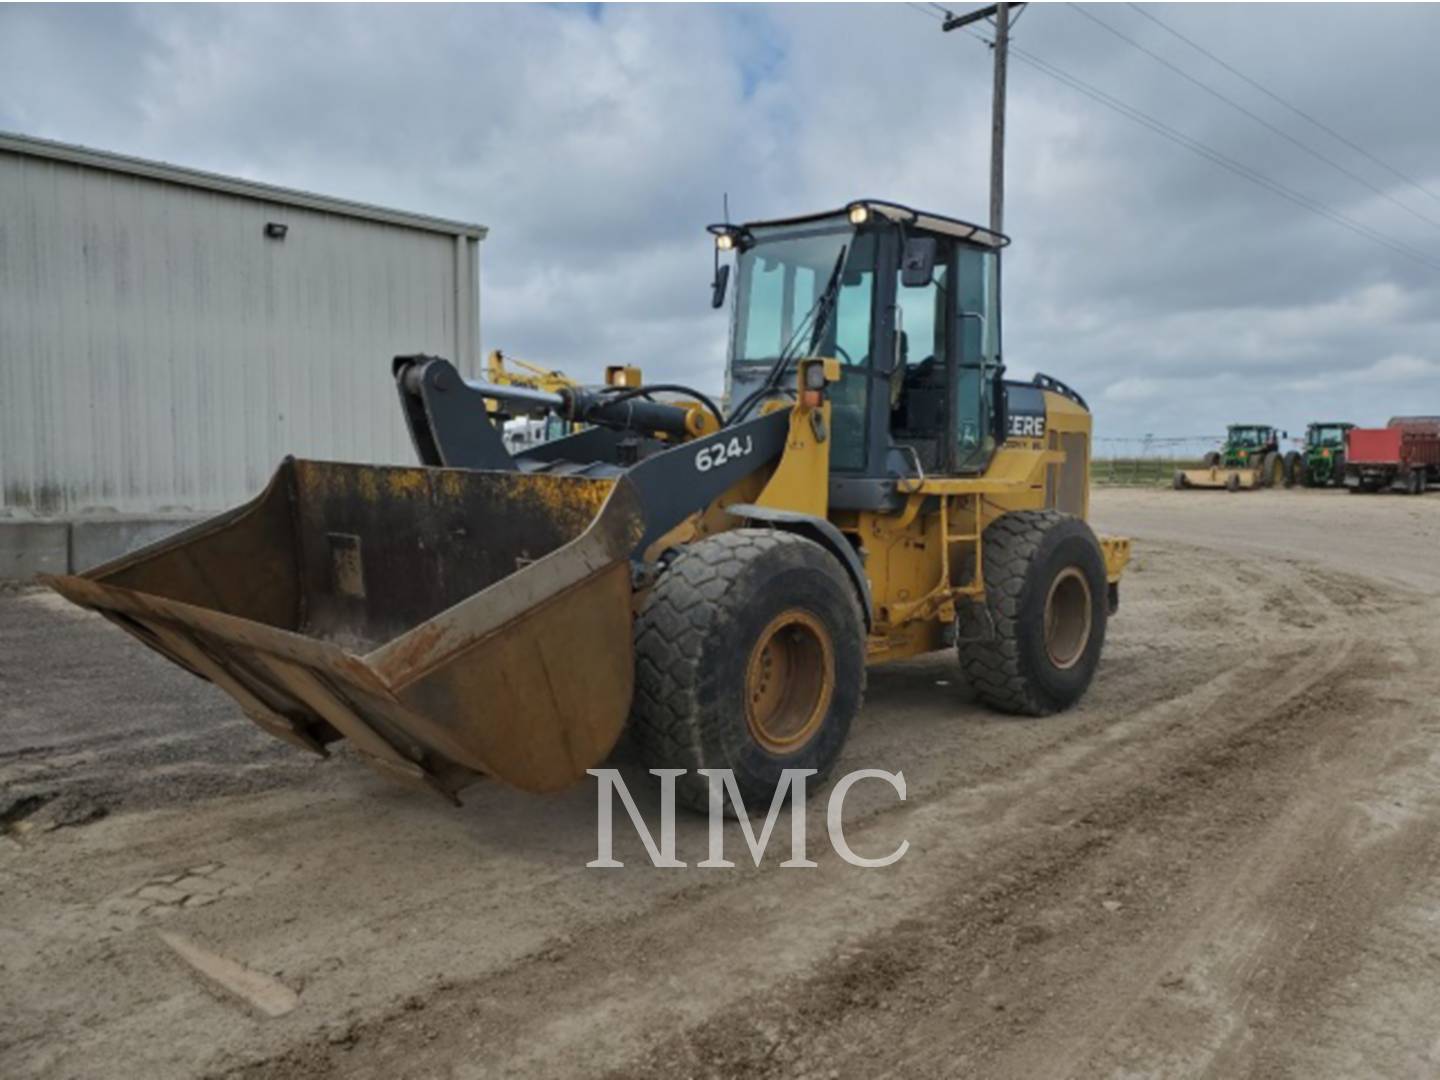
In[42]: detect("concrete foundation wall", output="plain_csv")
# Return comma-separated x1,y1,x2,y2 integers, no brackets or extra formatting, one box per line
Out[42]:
0,516,200,579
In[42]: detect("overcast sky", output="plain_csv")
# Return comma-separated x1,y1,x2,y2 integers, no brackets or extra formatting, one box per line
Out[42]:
3,2,1438,443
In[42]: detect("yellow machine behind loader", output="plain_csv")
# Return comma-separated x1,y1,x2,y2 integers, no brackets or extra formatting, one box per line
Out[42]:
1173,424,1293,492
45,200,1130,812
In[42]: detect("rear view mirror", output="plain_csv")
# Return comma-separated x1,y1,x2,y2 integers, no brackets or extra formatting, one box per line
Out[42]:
711,263,730,309
901,237,937,288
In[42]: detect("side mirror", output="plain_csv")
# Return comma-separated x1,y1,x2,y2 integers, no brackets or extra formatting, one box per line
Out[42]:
711,263,730,310
900,236,937,288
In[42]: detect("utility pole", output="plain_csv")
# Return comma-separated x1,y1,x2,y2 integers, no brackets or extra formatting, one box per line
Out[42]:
943,2,1023,235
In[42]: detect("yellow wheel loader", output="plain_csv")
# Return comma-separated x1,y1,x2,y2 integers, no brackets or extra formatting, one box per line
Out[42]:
45,200,1130,812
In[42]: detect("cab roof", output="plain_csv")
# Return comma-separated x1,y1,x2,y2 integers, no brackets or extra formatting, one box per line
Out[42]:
742,199,1010,251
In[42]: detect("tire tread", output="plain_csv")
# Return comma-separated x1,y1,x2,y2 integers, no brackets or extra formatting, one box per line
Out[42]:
957,509,1078,717
631,529,863,811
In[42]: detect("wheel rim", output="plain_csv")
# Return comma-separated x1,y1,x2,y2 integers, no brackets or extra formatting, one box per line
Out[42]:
745,609,835,753
1044,567,1092,670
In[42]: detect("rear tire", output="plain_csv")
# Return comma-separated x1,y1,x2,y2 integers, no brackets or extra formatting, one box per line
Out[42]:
1203,451,1221,467
1260,451,1282,488
957,511,1108,717
630,529,866,813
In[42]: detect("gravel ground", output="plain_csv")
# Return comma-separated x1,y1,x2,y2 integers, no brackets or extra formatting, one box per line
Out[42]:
2,485,1439,1079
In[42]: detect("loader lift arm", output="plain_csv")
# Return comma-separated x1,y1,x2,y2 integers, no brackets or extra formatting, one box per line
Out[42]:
393,353,793,562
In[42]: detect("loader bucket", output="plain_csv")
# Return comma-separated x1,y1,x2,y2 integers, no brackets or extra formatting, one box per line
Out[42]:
42,459,645,802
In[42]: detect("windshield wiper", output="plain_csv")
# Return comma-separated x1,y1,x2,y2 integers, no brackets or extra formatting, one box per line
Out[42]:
807,246,848,354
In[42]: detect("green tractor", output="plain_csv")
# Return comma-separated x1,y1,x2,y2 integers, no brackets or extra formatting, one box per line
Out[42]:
1181,424,1297,489
1299,421,1353,487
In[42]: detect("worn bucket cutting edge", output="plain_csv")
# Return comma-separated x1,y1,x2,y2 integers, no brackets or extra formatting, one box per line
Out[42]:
41,458,645,803
1177,466,1261,490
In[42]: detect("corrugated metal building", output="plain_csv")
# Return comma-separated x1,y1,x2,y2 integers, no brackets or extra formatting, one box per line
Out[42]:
1,131,485,572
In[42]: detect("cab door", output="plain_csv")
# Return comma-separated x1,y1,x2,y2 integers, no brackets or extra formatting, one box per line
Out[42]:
888,238,1000,474
952,245,1000,471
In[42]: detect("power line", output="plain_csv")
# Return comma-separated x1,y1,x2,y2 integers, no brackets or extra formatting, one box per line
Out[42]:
910,3,948,23
1006,43,1440,271
1127,2,1440,209
904,6,1440,272
1068,3,1440,233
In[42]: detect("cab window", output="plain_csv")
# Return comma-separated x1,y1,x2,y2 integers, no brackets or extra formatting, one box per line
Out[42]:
954,247,998,470
821,233,878,471
890,244,952,470
728,223,877,472
888,240,999,472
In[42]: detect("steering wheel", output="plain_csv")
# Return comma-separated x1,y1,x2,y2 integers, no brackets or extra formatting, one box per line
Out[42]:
833,344,854,365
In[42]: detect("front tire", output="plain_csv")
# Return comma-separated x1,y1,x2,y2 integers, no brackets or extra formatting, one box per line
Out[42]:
630,530,866,813
1283,451,1302,488
957,511,1108,717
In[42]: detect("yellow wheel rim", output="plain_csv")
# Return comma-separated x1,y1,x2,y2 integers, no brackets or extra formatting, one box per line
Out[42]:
1044,567,1092,670
745,609,835,753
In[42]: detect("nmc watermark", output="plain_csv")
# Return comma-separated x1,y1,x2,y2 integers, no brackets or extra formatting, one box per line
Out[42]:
587,768,910,869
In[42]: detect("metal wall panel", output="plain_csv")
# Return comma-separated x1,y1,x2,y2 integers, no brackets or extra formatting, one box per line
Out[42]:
1,148,482,516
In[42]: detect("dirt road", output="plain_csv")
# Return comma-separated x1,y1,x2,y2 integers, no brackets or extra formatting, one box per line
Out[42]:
3,487,1438,1079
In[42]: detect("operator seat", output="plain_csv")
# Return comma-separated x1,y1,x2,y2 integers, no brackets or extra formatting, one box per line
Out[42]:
892,340,947,471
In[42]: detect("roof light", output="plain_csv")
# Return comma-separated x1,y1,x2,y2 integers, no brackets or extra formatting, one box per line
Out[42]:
848,204,870,226
715,232,735,252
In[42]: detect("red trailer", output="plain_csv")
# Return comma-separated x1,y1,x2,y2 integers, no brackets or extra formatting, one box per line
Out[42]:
1344,417,1440,494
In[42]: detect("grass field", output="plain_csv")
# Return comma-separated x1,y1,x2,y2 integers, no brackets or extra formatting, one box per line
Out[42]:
1091,457,1205,485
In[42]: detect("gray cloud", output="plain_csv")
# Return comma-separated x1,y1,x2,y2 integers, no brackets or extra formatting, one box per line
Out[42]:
3,2,1438,440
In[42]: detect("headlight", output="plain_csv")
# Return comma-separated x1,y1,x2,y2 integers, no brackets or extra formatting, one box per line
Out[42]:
848,204,870,225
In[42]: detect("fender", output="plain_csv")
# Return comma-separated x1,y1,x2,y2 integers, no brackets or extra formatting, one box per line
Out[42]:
724,503,874,629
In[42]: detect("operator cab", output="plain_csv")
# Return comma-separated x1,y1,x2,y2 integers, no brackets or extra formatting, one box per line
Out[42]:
1227,424,1276,450
712,200,1007,510
1307,422,1352,447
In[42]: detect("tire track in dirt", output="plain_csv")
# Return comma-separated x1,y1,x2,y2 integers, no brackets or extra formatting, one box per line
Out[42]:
605,578,1434,1080
607,635,1386,1079
213,545,1413,1080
